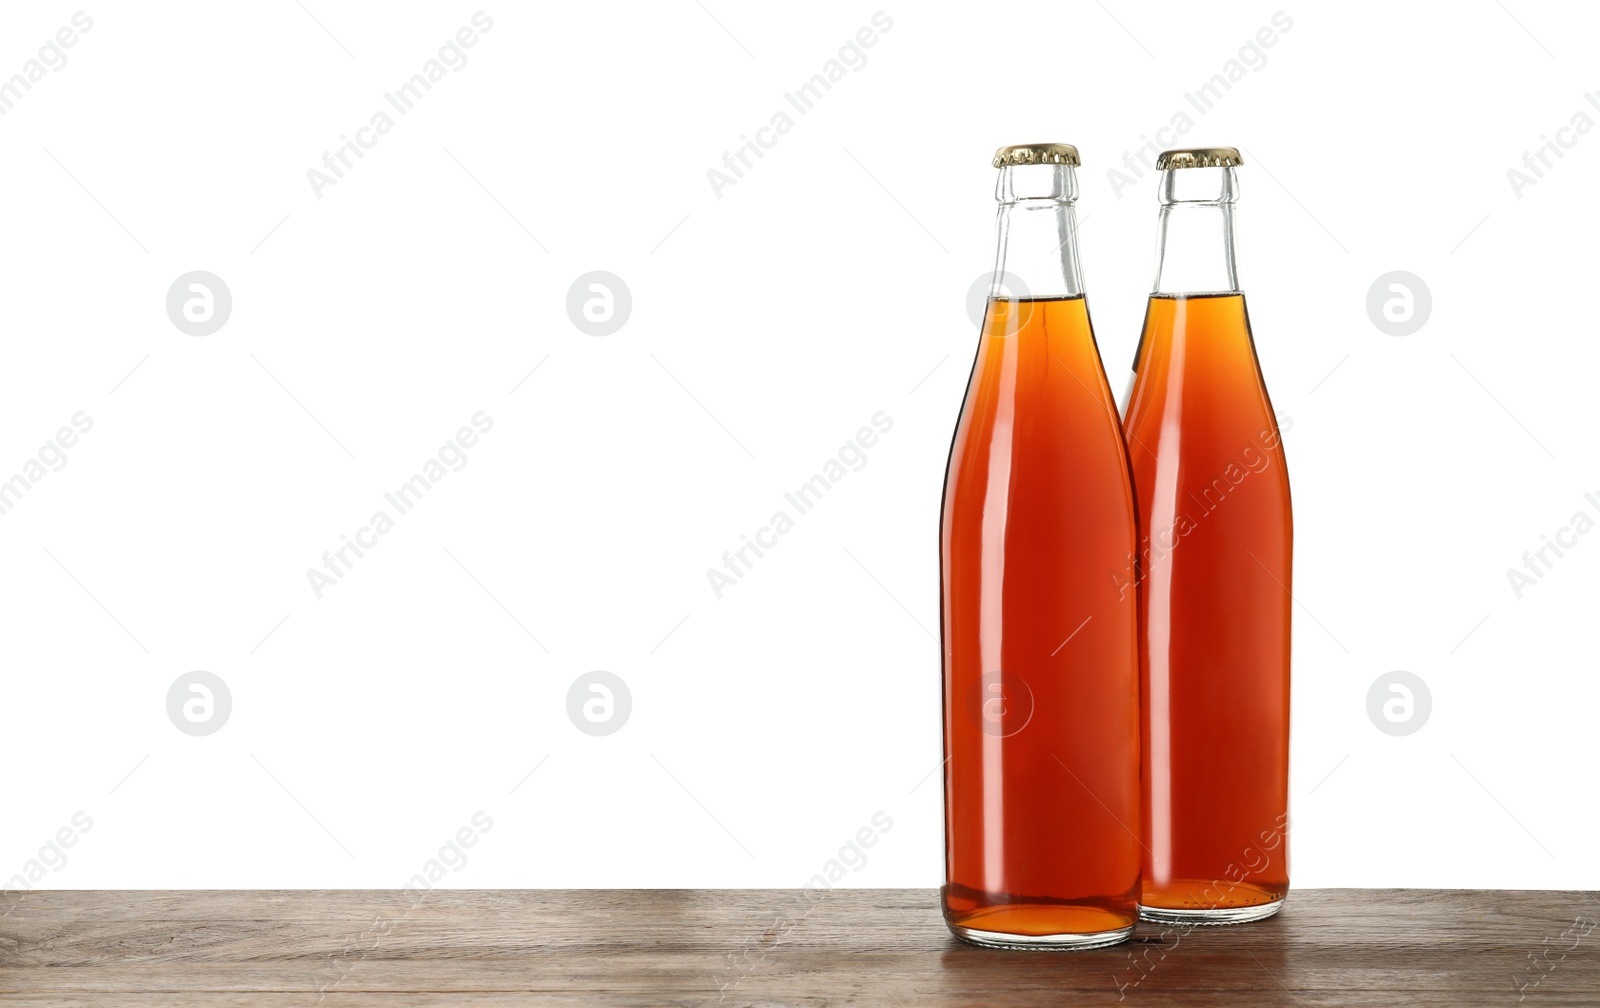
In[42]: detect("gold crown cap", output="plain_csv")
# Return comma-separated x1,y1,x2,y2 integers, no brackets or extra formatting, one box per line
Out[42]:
993,143,1080,168
1156,147,1243,169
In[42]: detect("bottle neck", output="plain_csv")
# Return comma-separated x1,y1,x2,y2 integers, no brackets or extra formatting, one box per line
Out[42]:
1152,166,1239,296
989,163,1084,301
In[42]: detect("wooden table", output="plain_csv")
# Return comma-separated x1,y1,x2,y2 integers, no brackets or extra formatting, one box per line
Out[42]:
2,889,1596,1005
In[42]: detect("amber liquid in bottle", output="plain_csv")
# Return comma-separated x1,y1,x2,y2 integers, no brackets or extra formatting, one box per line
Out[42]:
1124,157,1291,923
941,152,1141,949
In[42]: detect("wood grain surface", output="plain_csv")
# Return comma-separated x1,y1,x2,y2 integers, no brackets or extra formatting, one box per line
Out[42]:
2,889,1596,1006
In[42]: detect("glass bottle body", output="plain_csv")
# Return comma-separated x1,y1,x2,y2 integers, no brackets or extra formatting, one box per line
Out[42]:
940,162,1141,948
1124,164,1292,924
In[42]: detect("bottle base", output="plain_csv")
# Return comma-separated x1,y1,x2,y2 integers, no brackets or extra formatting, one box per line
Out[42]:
950,922,1134,950
1137,898,1284,926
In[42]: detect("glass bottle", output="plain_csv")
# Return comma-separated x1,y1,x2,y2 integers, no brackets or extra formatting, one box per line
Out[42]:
940,144,1141,949
1123,147,1292,924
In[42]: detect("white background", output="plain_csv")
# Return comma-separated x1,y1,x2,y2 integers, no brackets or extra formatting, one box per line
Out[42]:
1,0,1595,892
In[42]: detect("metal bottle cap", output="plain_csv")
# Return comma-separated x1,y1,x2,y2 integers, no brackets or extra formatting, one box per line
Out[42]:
992,143,1080,168
1156,147,1243,170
